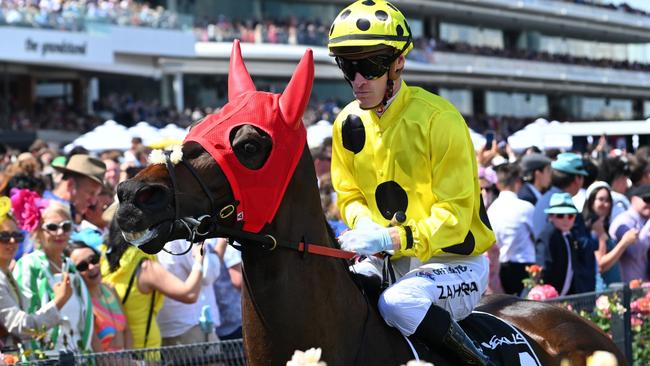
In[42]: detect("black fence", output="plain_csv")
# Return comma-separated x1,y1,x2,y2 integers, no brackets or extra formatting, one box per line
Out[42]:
14,338,246,366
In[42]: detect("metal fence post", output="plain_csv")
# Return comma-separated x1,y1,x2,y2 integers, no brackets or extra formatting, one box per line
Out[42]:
622,283,633,363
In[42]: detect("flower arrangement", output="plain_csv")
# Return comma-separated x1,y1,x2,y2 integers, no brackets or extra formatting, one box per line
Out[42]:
527,284,559,301
522,264,543,290
9,188,48,232
286,348,327,366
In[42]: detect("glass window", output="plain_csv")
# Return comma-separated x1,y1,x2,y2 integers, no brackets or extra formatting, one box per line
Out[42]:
439,22,503,49
485,91,548,118
563,96,633,120
439,88,473,116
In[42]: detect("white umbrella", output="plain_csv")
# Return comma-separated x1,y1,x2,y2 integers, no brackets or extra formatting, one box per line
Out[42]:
128,121,161,146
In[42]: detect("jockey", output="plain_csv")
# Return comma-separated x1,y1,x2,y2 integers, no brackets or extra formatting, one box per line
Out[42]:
328,1,496,365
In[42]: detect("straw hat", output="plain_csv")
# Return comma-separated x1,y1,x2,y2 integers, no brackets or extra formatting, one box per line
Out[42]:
54,154,106,185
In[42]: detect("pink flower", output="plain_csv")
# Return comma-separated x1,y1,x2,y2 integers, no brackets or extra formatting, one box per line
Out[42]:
631,316,643,328
596,295,610,312
527,284,559,301
10,188,48,232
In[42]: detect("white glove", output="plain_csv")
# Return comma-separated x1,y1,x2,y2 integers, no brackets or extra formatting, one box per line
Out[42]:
339,226,393,255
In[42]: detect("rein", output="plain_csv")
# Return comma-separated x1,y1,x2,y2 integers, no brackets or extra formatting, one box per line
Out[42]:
161,153,357,259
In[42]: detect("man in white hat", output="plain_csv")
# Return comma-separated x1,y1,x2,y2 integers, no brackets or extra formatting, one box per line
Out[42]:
43,154,106,223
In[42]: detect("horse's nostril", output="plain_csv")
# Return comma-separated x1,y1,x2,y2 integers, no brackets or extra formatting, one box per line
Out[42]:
134,185,167,209
136,187,154,205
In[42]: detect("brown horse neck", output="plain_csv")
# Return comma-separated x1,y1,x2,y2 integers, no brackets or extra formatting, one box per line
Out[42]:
240,147,409,365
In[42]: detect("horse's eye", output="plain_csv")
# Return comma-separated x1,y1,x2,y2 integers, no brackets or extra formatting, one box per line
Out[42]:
244,142,258,154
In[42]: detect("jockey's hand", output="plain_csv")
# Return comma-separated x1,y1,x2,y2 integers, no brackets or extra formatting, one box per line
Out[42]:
339,227,393,255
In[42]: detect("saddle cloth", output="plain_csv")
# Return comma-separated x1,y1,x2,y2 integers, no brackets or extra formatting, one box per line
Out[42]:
408,311,542,366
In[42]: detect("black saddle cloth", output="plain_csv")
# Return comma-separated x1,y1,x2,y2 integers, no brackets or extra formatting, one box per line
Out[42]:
407,311,542,366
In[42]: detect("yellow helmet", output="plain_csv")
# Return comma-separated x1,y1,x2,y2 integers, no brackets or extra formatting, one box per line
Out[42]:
328,0,413,57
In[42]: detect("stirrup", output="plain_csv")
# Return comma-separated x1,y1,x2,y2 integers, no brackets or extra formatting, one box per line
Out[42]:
442,320,493,366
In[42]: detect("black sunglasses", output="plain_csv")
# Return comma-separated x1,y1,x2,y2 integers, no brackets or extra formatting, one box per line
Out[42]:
553,213,576,219
75,254,100,272
335,56,392,81
0,231,25,243
42,221,73,233
643,197,650,204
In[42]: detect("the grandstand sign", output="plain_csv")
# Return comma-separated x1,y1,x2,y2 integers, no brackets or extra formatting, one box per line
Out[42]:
0,27,113,64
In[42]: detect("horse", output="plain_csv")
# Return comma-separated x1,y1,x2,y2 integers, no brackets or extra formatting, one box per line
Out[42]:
114,40,626,366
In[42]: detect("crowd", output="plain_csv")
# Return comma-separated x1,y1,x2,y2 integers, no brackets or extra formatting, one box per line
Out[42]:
475,136,650,298
194,16,650,73
0,0,183,31
0,138,242,357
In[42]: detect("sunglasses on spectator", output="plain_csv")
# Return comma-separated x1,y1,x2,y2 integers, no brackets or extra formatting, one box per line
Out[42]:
643,197,650,204
42,221,73,233
75,254,100,272
552,213,576,220
0,231,25,243
335,56,392,81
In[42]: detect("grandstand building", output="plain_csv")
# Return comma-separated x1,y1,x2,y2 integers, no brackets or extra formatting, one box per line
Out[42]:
2,0,650,147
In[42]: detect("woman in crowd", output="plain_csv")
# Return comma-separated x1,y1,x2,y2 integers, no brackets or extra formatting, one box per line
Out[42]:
13,199,94,351
0,197,72,349
67,241,132,351
101,220,204,349
582,181,638,289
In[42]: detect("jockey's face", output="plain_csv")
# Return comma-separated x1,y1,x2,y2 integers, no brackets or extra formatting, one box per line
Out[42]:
350,69,389,109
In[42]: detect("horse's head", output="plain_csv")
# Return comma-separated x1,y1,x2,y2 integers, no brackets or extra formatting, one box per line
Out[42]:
116,40,314,254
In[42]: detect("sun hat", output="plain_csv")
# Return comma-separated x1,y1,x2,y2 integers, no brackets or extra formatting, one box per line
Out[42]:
551,153,588,176
520,153,552,174
544,192,579,215
585,181,611,200
627,184,650,200
53,154,106,185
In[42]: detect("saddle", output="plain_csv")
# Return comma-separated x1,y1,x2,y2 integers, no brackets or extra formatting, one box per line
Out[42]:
351,272,542,365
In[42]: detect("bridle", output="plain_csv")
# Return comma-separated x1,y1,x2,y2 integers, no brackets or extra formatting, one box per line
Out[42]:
159,151,358,259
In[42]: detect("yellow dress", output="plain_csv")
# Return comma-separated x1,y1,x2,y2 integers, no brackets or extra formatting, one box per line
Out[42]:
331,81,495,261
100,245,164,349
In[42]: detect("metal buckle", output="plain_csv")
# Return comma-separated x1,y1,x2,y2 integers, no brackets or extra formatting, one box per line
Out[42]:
220,205,235,219
264,234,277,251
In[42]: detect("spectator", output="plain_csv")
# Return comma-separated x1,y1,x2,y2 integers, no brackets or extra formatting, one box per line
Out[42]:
533,153,597,293
536,192,596,296
608,184,650,282
0,200,72,350
487,163,536,296
582,181,638,289
478,166,498,209
213,238,242,340
13,201,94,351
43,155,106,223
598,156,631,220
101,220,205,349
156,239,221,345
67,241,131,351
80,184,114,235
628,154,650,188
518,153,552,206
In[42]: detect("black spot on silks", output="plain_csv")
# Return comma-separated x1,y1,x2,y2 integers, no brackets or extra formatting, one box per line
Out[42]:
375,10,388,21
442,231,476,255
479,196,492,230
375,181,408,221
341,114,366,154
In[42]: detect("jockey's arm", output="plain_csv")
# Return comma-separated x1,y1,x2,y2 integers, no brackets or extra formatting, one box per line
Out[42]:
392,111,489,261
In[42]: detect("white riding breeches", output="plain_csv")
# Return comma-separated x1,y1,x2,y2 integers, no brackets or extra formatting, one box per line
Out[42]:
353,255,488,336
